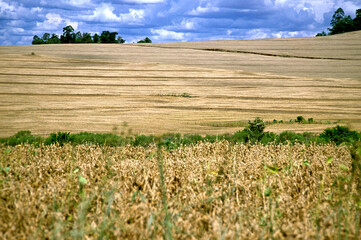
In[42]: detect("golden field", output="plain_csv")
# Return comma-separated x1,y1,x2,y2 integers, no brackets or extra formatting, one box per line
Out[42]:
0,31,361,137
1,142,360,239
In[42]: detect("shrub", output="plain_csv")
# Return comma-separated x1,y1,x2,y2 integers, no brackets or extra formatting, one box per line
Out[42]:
260,132,277,145
45,132,71,146
133,134,155,147
295,116,306,123
318,126,360,145
277,131,305,144
0,131,43,146
244,117,266,143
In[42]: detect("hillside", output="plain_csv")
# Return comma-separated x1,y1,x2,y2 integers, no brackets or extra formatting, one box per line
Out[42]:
0,32,360,137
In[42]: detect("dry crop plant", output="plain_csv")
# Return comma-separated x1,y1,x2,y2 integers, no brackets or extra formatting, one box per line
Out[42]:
0,141,360,239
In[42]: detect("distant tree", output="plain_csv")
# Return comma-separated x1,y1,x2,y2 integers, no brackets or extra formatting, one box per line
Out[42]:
315,31,327,37
42,33,50,42
328,8,356,35
32,35,44,45
137,37,152,43
81,33,93,43
354,9,361,29
74,31,83,43
117,36,125,43
331,8,345,27
100,31,118,43
32,25,129,45
47,34,61,44
93,33,100,43
61,25,75,43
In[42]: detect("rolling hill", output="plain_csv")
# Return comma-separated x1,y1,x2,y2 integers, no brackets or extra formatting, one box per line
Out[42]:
0,31,360,137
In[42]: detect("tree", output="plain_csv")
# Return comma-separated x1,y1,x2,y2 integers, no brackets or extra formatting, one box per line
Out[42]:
32,35,44,45
137,37,152,43
354,9,361,29
47,34,61,44
100,31,118,43
330,8,345,27
328,8,356,35
42,33,50,43
315,31,327,37
81,33,93,43
61,25,75,43
117,36,125,44
74,31,82,43
93,33,100,43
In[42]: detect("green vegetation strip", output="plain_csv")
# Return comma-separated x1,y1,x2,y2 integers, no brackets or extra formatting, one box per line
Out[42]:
1,118,360,148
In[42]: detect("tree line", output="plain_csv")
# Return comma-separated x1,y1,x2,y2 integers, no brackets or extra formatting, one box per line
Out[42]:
32,25,152,44
317,8,361,36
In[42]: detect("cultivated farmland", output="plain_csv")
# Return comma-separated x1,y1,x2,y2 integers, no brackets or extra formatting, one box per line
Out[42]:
0,31,360,137
1,32,361,239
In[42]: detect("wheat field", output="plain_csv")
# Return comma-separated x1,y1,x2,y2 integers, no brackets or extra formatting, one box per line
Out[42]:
1,142,360,239
0,31,361,137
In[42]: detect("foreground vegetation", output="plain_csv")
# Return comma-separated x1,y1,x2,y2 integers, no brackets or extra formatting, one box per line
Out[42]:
1,118,360,239
1,140,360,239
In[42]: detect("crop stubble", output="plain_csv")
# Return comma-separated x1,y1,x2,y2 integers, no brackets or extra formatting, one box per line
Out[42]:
0,31,361,136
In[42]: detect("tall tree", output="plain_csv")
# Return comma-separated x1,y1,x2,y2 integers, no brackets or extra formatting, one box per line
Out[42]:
354,9,361,29
42,33,50,43
330,8,345,27
61,25,75,43
93,33,100,43
328,8,355,35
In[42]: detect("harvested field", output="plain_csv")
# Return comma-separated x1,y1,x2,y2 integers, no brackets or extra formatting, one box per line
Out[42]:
0,31,361,137
1,142,360,239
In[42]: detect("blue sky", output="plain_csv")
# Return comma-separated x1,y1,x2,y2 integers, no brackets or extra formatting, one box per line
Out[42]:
0,0,360,45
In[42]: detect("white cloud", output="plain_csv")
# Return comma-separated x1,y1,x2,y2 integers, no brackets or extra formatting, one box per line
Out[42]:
31,7,42,13
64,0,92,7
180,19,196,30
151,29,188,41
36,13,63,30
0,1,15,14
246,28,313,39
188,4,219,16
84,4,145,23
36,13,78,31
246,29,270,39
266,0,361,23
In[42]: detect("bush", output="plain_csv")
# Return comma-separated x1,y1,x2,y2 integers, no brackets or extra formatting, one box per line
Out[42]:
318,126,360,145
277,131,305,144
45,132,71,146
295,116,306,123
244,117,266,143
133,135,155,147
260,132,277,145
0,131,43,146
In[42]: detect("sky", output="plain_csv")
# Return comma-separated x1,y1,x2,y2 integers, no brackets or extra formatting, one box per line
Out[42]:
0,0,360,45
